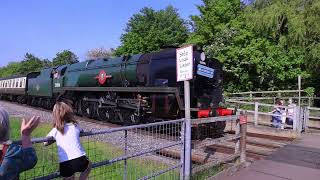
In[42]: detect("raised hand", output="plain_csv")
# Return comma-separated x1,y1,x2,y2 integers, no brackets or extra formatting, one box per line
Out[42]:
21,116,40,136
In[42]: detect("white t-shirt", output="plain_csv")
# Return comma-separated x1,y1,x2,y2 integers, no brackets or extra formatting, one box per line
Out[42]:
47,123,86,163
287,104,296,116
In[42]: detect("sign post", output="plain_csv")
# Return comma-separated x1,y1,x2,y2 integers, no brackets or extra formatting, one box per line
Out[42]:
177,45,193,180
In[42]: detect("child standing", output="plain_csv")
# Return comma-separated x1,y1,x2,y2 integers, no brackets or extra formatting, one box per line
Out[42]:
44,101,91,180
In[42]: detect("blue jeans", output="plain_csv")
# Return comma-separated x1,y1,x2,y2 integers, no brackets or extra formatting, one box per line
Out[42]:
272,112,282,128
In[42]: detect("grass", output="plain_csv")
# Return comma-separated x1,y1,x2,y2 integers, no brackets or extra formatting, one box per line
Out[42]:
191,165,223,180
9,118,179,180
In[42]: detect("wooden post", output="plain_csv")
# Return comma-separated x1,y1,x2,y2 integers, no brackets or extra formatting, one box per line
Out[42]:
254,102,259,126
235,112,240,155
240,112,247,163
305,107,309,131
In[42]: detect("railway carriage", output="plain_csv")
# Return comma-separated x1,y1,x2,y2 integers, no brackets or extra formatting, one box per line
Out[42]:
0,46,233,134
0,76,27,103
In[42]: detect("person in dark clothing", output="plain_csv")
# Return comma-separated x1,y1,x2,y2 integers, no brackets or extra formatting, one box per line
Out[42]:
0,108,40,180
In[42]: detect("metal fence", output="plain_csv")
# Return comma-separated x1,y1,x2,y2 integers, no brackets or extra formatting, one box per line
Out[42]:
13,111,249,180
226,100,306,132
189,113,246,179
18,120,184,180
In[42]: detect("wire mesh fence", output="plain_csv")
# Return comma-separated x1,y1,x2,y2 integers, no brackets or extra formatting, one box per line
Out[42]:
189,115,244,179
10,111,251,180
17,120,184,180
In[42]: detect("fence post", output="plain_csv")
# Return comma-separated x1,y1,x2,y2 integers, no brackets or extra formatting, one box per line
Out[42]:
123,130,128,180
254,102,259,126
305,107,309,131
292,106,299,131
235,111,240,155
239,112,247,163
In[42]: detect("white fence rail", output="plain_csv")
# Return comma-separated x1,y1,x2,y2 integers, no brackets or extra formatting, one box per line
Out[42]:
226,100,306,132
226,99,320,132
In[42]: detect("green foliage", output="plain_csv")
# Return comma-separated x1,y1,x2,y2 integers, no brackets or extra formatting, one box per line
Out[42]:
52,50,79,66
115,5,189,55
18,53,48,74
0,50,79,78
0,53,52,77
305,87,315,97
189,0,317,92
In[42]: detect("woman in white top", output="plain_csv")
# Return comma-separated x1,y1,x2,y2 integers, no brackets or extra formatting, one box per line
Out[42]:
44,101,91,180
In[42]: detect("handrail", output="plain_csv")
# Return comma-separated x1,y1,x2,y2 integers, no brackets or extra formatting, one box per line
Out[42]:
226,90,305,96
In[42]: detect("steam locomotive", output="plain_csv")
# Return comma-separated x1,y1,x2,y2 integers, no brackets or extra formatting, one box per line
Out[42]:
0,46,232,131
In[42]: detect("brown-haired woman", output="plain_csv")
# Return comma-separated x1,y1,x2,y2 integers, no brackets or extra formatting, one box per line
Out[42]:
44,102,92,180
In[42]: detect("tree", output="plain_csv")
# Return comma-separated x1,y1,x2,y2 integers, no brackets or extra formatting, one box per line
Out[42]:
86,47,115,59
115,5,189,55
189,0,309,91
18,53,47,74
52,50,79,66
0,62,21,77
245,0,320,89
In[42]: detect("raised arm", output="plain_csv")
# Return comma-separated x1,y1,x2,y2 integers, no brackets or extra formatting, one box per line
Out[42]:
20,116,40,149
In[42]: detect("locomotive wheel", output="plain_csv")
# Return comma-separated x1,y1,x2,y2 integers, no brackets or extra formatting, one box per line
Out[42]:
81,101,94,118
97,108,112,122
121,109,140,126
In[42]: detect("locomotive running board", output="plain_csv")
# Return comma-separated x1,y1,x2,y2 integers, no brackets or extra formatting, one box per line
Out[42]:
55,86,197,111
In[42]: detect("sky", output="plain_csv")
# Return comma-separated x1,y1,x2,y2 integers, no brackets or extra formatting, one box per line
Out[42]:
0,0,203,67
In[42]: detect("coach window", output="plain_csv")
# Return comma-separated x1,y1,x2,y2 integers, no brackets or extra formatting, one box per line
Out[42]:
22,78,25,88
16,79,19,88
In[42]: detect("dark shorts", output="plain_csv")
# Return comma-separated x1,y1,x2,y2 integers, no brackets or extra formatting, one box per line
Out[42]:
59,156,89,177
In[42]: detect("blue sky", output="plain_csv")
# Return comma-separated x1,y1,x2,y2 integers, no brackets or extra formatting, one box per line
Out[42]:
0,0,203,67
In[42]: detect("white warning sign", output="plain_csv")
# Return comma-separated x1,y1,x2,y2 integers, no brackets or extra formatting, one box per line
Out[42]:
176,45,193,82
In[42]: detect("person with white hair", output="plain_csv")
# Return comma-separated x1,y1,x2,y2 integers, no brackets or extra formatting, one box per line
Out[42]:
0,108,40,179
